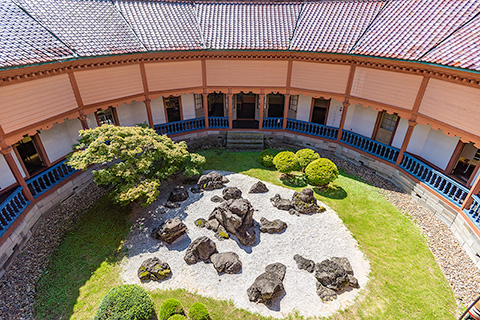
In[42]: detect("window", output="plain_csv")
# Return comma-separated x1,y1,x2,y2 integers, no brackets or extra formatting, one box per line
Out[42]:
452,142,480,184
289,95,299,111
96,107,117,126
164,96,182,122
13,135,46,176
310,98,330,125
374,111,399,145
194,94,203,110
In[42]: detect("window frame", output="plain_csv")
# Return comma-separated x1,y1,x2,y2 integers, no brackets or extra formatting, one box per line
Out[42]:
95,107,119,127
372,111,400,146
309,97,331,125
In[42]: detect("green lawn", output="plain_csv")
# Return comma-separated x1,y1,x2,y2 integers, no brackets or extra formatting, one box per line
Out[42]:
34,149,457,319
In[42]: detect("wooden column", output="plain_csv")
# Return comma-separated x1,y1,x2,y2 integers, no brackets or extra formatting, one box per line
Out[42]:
78,114,89,130
259,93,265,130
144,98,154,128
1,147,34,202
395,120,417,166
228,92,233,129
461,173,480,210
282,94,290,130
467,160,480,187
336,101,350,141
203,93,209,129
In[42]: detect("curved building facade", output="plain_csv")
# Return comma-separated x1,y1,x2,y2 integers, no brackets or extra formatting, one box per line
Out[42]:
1,0,480,274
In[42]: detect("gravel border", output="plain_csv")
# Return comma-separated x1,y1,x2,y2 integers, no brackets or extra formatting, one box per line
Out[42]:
0,150,478,319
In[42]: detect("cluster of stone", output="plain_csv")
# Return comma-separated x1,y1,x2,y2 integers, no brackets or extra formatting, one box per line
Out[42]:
197,171,229,190
137,257,171,281
294,255,359,302
151,217,187,244
270,188,326,215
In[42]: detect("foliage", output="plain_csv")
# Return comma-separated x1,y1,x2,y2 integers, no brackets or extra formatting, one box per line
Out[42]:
279,172,308,187
295,148,320,170
305,158,339,186
258,149,278,168
188,302,210,320
159,298,185,320
68,125,205,206
94,284,154,320
168,315,187,320
272,151,299,174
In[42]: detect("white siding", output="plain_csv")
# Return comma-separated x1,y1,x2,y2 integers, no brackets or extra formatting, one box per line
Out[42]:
150,97,166,125
407,124,459,170
344,104,377,138
0,155,16,190
39,119,82,162
296,94,312,122
86,113,98,129
181,94,196,120
391,118,409,149
116,101,148,127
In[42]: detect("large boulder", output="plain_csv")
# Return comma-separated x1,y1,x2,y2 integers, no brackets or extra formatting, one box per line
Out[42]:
291,188,325,214
151,217,187,244
211,195,224,203
249,181,269,193
137,257,171,281
197,171,228,190
184,236,217,264
259,217,287,234
168,185,189,202
331,257,354,275
270,194,293,211
247,263,286,304
211,252,242,274
316,282,337,302
293,254,315,273
222,187,242,200
236,225,256,246
314,259,350,291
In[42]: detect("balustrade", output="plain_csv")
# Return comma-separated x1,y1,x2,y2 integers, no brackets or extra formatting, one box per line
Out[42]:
26,159,77,199
263,117,284,129
0,187,30,237
341,130,399,163
208,116,228,128
285,119,338,140
155,117,206,135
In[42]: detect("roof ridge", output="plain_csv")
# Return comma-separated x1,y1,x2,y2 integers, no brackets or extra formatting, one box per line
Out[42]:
288,0,306,50
110,0,148,52
192,1,207,49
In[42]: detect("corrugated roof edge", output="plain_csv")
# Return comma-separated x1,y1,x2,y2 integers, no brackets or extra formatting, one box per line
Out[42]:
2,49,480,76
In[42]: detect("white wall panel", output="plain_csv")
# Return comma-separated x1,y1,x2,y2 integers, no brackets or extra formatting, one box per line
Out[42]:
181,94,196,120
39,119,81,162
326,100,343,128
0,155,17,190
344,104,377,138
150,97,166,125
391,118,409,149
116,101,148,127
296,94,312,122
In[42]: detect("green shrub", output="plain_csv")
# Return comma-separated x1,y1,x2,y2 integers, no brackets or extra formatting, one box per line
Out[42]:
168,315,187,320
159,298,185,320
94,284,153,320
305,158,339,186
273,151,299,174
188,302,210,320
258,149,278,168
296,148,320,169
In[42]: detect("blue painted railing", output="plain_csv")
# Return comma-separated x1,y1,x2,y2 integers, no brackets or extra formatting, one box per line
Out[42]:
464,195,480,228
400,153,469,207
0,187,30,237
26,159,77,199
155,117,206,135
285,119,338,140
341,130,399,163
209,116,228,128
263,117,283,129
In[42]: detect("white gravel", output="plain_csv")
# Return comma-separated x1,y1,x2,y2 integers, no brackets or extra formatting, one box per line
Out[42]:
120,172,370,319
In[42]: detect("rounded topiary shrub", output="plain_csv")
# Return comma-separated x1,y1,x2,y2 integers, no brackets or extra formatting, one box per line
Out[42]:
273,151,299,174
159,298,185,320
305,158,339,186
94,284,154,320
296,148,320,169
188,302,210,320
258,149,278,168
168,315,187,320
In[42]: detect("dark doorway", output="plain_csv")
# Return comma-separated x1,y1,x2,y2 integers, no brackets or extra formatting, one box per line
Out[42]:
14,136,46,176
311,98,330,125
236,93,257,119
267,94,284,118
208,93,225,117
452,143,480,185
164,96,182,122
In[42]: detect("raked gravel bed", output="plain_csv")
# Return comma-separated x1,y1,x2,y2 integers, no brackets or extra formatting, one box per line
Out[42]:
121,172,371,319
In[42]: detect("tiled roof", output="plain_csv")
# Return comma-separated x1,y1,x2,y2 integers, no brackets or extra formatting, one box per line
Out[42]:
0,0,73,68
291,0,385,53
2,0,480,72
196,1,301,50
13,0,146,56
421,16,480,71
114,0,203,51
351,0,480,60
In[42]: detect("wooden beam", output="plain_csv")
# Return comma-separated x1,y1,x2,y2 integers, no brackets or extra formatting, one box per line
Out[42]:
282,94,290,129
411,76,430,116
1,147,34,202
68,71,84,109
336,101,350,141
203,92,209,129
144,99,154,128
259,90,265,130
461,172,480,210
228,90,233,129
344,64,356,97
445,140,464,174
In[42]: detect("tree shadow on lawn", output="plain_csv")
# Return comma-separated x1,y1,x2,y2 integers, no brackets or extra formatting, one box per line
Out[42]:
313,183,347,200
34,196,132,320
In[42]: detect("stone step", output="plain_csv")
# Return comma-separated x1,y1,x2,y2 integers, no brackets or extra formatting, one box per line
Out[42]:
226,131,264,150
